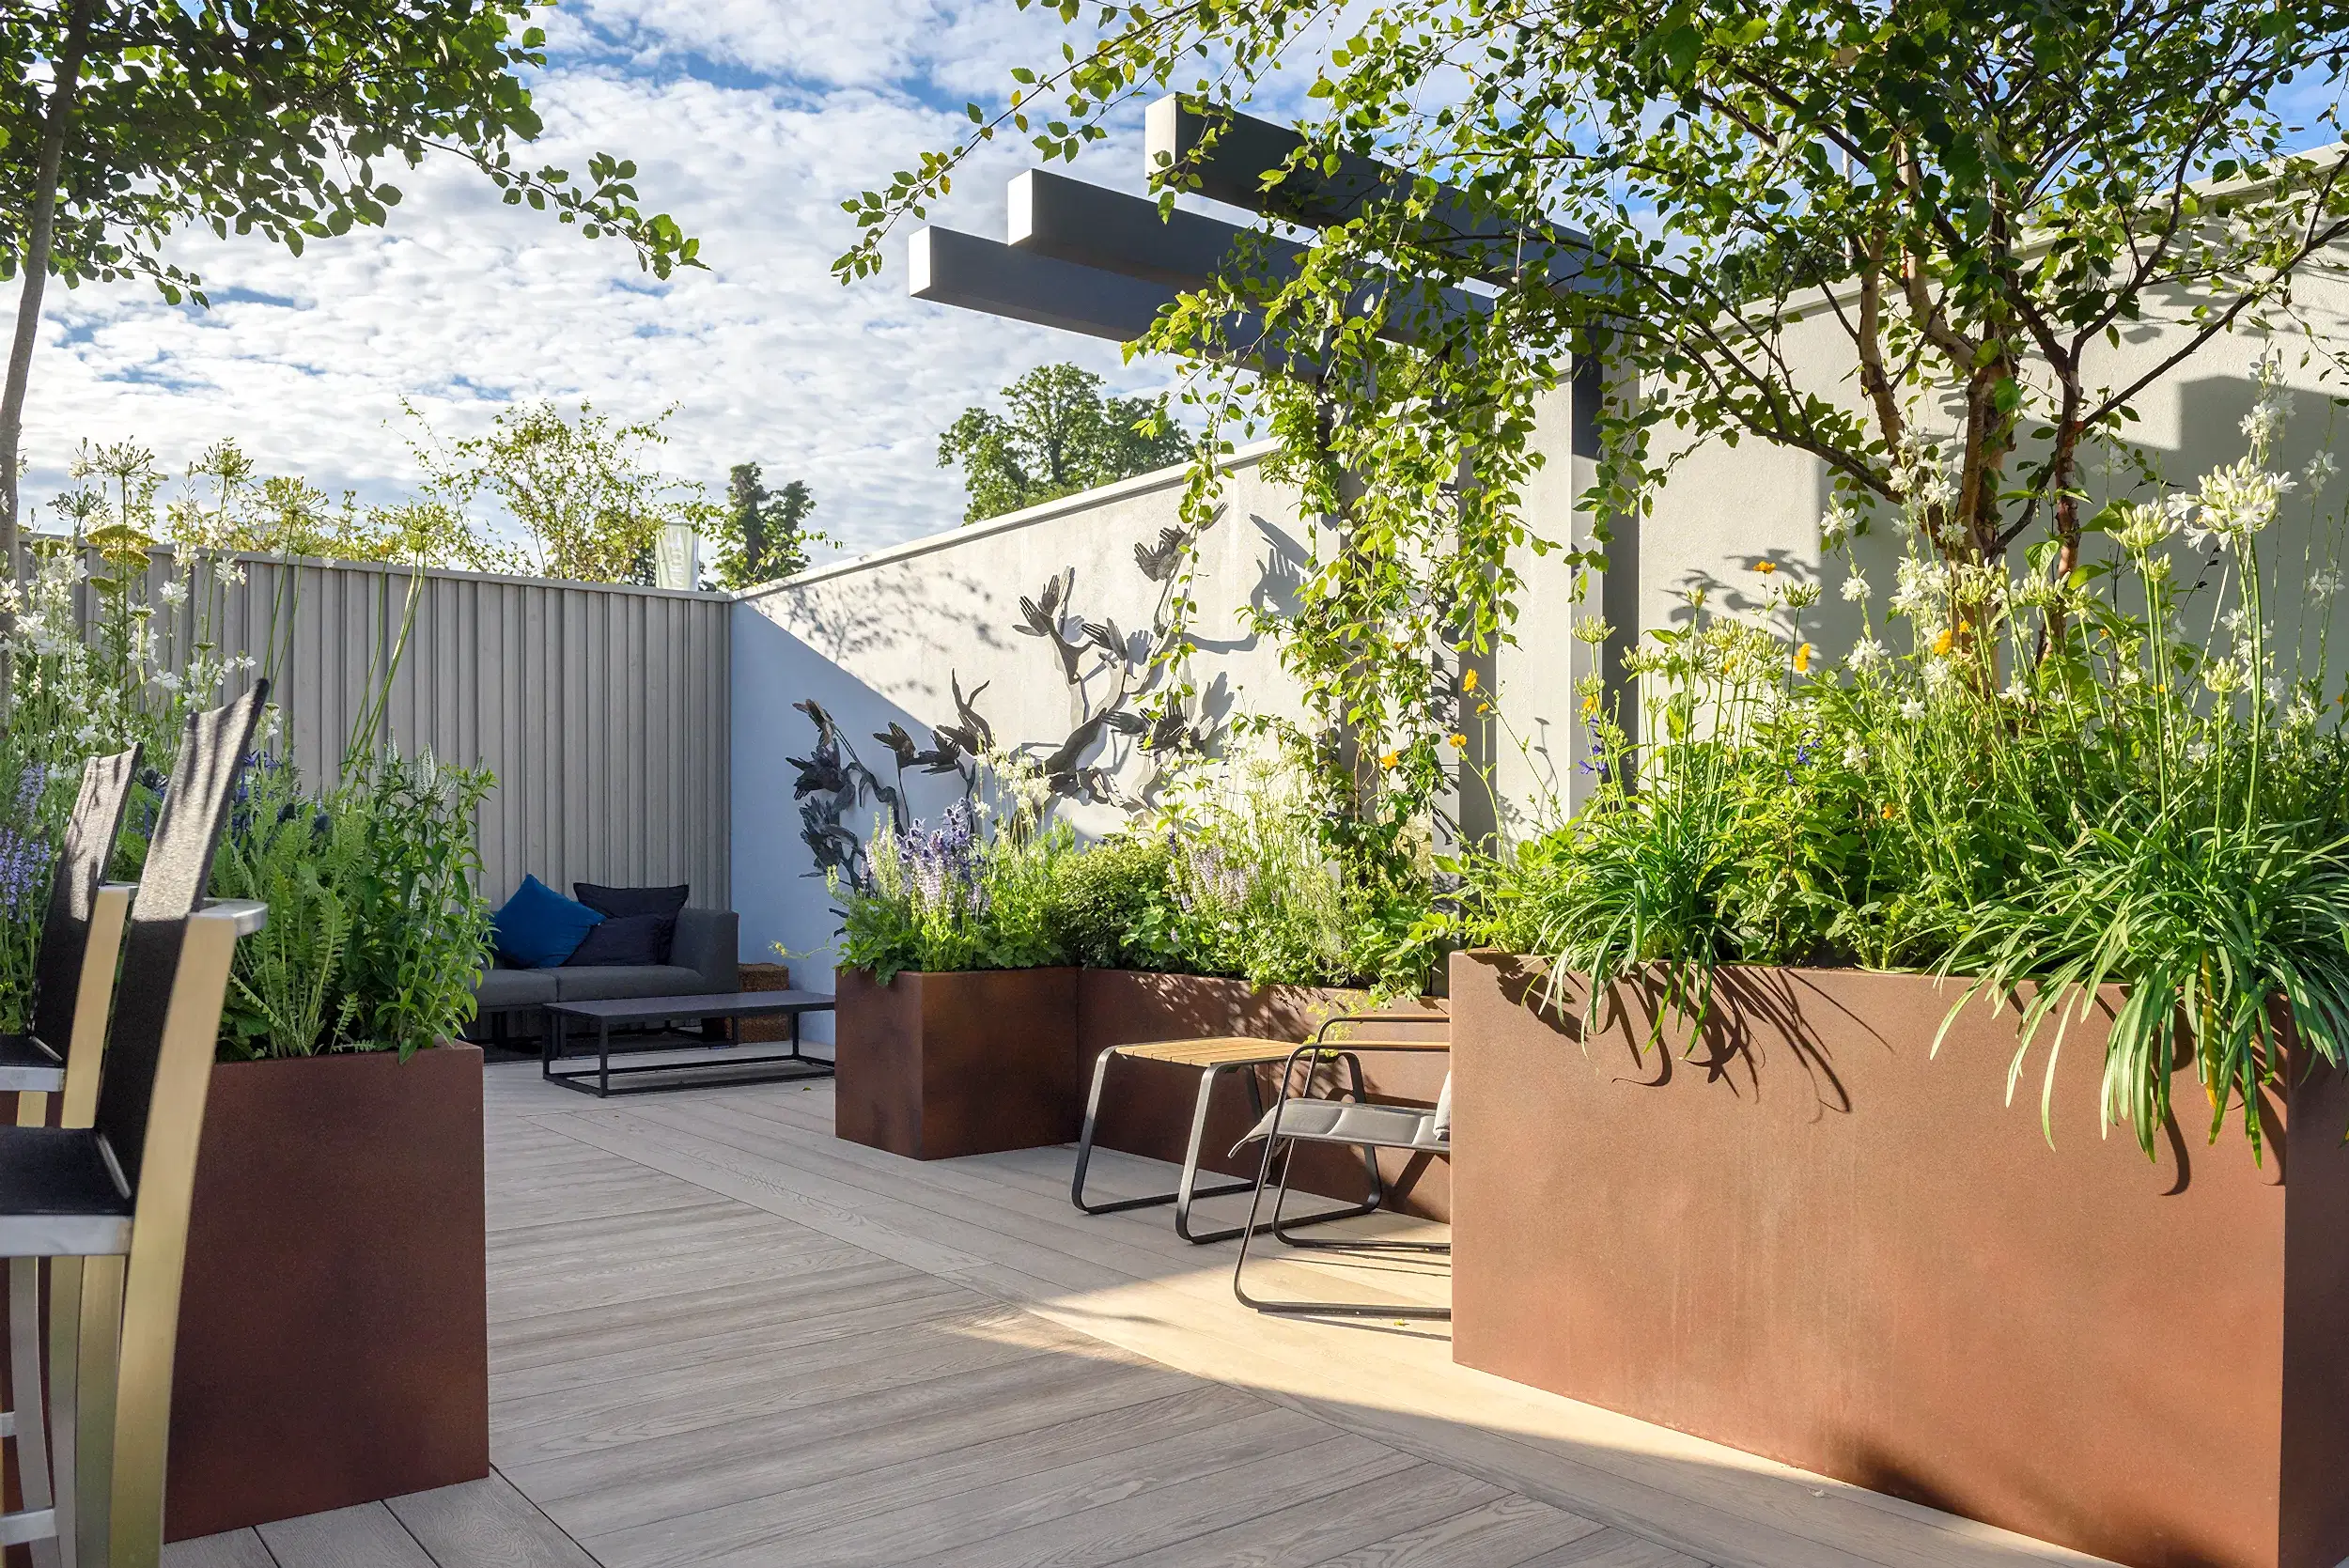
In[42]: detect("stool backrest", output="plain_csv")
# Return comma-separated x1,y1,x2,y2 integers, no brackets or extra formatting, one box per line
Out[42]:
94,685,268,1191
28,746,141,1052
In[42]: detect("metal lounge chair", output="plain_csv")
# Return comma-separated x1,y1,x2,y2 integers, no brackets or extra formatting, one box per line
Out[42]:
1229,1007,1452,1320
0,748,140,1568
0,688,268,1568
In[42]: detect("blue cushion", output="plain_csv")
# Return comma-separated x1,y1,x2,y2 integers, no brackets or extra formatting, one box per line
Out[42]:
493,876,604,969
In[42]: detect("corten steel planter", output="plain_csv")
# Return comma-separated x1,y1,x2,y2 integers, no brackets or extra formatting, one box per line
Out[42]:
1078,970,1451,1220
833,968,1083,1158
163,1044,490,1540
1449,952,2349,1568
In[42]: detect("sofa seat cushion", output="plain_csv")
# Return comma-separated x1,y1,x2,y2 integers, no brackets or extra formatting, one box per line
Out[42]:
475,967,558,1011
552,965,710,1001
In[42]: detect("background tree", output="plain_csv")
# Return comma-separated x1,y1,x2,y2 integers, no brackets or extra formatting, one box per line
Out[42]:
846,0,2349,820
0,0,702,582
416,401,713,585
708,462,828,588
938,362,1194,522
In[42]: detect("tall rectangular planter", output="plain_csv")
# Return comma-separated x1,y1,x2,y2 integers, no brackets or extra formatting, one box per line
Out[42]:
833,968,1082,1158
165,1045,490,1540
1078,970,1451,1219
1449,952,2349,1568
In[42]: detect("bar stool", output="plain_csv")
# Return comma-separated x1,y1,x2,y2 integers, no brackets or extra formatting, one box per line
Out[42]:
0,748,140,1568
0,688,267,1568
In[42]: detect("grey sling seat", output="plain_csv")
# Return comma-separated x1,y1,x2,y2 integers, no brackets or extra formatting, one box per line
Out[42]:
1228,1008,1452,1321
0,749,141,1096
0,687,268,1568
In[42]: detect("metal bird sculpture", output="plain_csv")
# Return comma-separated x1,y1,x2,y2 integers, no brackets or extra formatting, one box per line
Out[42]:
1017,569,1086,684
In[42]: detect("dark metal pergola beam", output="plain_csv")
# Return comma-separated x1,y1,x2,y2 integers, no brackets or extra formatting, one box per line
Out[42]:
1142,94,1595,291
1007,168,1492,354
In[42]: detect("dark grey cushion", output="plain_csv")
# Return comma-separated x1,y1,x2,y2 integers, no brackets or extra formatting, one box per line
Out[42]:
564,913,665,968
474,967,557,1011
552,964,709,1001
575,882,689,961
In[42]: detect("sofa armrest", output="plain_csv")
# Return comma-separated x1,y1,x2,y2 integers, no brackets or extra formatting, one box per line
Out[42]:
671,908,739,993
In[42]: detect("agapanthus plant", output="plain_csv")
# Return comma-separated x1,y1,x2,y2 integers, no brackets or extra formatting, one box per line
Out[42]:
1484,358,2349,1155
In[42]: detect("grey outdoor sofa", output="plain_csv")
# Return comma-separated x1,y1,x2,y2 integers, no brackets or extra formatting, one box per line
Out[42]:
472,907,739,1041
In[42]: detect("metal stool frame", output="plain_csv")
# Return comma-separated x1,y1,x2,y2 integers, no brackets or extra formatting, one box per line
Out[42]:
1072,1039,1381,1244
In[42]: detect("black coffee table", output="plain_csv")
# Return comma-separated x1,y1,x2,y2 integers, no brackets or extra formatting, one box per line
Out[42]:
541,990,835,1096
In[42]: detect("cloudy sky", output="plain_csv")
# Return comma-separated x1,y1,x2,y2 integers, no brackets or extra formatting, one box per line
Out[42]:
20,1,1216,564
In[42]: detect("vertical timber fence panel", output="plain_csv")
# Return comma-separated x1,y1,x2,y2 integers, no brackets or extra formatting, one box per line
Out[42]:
52,544,731,909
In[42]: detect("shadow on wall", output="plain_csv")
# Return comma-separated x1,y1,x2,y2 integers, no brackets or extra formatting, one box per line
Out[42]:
733,607,978,1040
1679,370,2349,686
767,562,1010,672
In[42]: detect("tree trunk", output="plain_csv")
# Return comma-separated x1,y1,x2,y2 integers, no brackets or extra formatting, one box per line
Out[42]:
0,0,99,591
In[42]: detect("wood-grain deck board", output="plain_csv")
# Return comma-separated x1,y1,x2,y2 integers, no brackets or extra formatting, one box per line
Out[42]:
171,1059,2125,1568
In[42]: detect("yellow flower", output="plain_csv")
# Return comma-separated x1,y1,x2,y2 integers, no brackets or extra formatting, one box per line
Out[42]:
1477,701,1493,715
1448,732,1467,749
1932,627,1954,657
1378,751,1399,769
1880,803,1895,819
1793,643,1813,673
1580,693,1600,718
1754,559,1778,575
1460,667,1479,692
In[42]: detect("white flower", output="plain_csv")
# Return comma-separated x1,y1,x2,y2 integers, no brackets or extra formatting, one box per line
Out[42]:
1899,697,1926,722
1841,740,1870,771
2118,664,2143,687
1820,503,1857,547
1923,659,1956,691
152,670,181,693
2306,452,2337,499
2002,677,2030,704
220,563,247,586
1841,571,1872,602
158,578,188,607
2290,693,2320,727
2222,605,2248,634
2311,571,2341,603
1890,557,1942,617
1846,636,1889,670
2193,457,2294,545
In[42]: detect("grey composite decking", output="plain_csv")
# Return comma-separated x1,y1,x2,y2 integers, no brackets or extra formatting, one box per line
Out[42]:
168,1061,2115,1568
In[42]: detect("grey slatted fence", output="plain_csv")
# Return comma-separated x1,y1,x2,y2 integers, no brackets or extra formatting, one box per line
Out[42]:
66,543,730,908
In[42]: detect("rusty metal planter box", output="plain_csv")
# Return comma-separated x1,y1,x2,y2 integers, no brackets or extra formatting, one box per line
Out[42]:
833,968,1084,1159
165,1045,490,1540
1448,951,2349,1568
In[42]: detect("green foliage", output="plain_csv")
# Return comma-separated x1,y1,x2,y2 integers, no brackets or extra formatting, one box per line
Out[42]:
937,363,1194,523
1479,383,2349,1155
832,751,1440,998
835,775,1073,984
843,0,2349,938
0,507,497,1057
0,0,699,303
1046,834,1174,970
707,463,832,589
414,401,717,585
209,752,494,1060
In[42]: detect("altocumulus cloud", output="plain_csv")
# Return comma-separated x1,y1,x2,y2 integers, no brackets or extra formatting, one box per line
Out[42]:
19,0,1178,562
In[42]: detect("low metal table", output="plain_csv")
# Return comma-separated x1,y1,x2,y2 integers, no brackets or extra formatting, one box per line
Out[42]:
542,990,835,1096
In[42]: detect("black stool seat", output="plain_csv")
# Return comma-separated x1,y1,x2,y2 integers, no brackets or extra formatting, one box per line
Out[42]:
0,1129,132,1256
0,1033,66,1094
